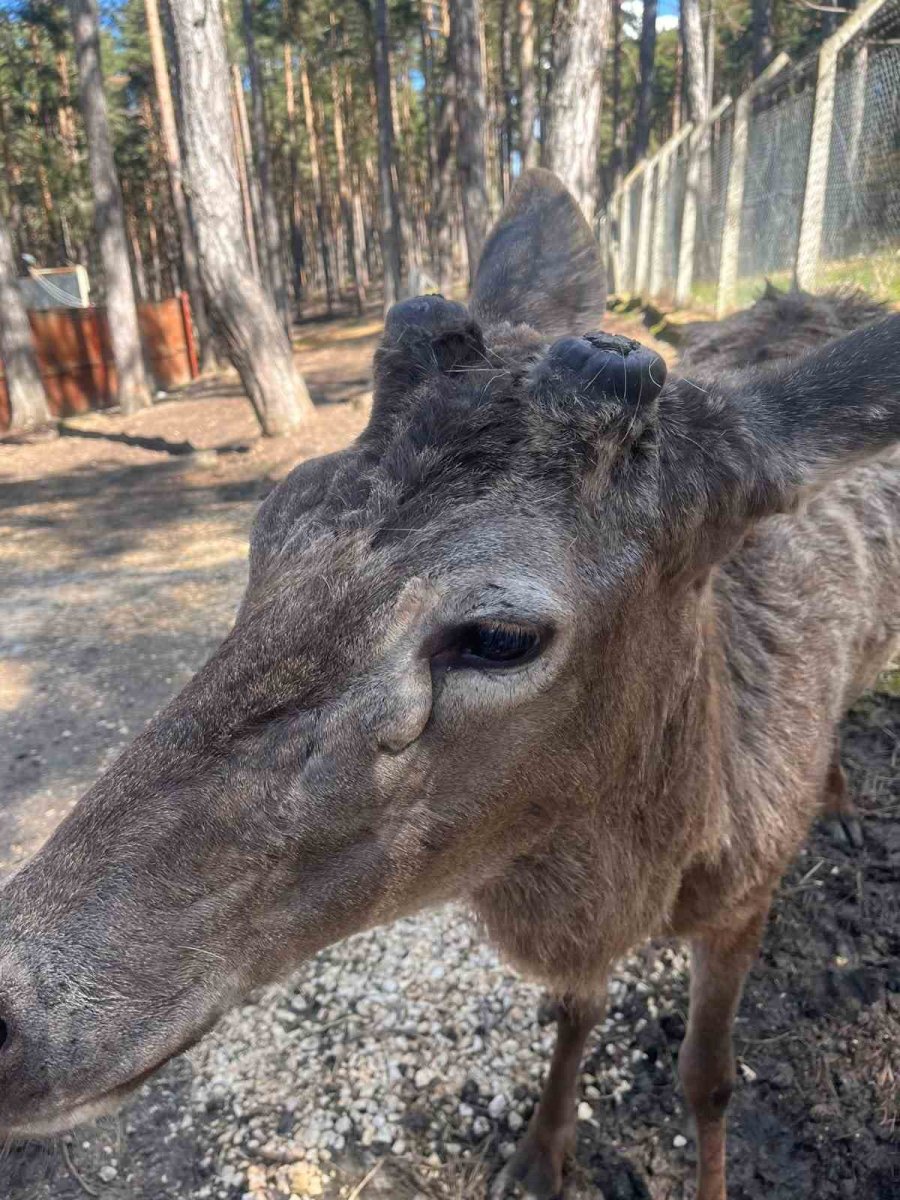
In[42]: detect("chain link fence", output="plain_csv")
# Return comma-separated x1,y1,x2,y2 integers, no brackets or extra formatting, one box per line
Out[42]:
608,0,900,314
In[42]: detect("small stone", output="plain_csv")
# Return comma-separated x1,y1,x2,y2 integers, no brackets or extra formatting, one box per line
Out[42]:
673,1134,688,1148
288,1162,325,1195
487,1094,507,1119
98,1165,118,1183
577,1102,593,1121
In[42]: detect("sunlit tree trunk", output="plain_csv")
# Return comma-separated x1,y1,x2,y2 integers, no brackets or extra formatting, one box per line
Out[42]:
517,0,538,169
228,80,260,279
680,0,708,125
69,0,151,414
330,18,366,312
144,0,215,368
223,1,265,287
169,0,313,436
0,208,51,432
608,0,624,192
433,2,457,290
450,0,490,279
544,0,612,227
281,4,306,310
373,0,403,309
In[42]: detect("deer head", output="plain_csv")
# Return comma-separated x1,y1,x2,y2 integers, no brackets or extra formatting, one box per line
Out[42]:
0,169,898,1138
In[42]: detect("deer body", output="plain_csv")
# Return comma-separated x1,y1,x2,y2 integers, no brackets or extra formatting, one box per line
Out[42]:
1,171,898,1200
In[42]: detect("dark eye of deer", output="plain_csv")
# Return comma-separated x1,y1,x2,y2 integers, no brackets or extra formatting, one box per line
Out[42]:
457,621,541,667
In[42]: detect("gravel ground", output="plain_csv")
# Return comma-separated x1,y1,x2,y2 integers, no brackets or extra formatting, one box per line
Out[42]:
1,308,897,1200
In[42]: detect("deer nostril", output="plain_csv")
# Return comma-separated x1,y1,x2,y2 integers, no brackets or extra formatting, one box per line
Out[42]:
0,1018,8,1050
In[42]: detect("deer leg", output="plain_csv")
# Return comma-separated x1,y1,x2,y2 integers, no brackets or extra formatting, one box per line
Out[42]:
490,994,603,1200
678,904,769,1200
820,742,863,849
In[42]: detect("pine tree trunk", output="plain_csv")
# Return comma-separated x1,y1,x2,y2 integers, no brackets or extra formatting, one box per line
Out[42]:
450,0,490,279
544,0,612,227
69,0,151,414
608,0,623,192
144,0,215,369
372,0,403,310
330,18,366,313
517,0,538,170
499,0,514,199
632,0,656,165
0,208,51,432
433,11,457,291
229,83,261,279
752,0,773,76
299,56,338,313
281,13,305,311
169,0,312,436
223,2,266,288
680,0,708,124
242,0,290,333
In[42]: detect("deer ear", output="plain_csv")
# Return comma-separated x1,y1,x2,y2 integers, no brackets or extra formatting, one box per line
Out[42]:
470,169,606,339
659,316,900,540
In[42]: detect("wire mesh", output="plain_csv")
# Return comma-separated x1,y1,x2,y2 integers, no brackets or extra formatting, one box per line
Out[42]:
819,0,900,296
608,0,900,310
691,108,733,296
739,72,816,283
655,137,690,298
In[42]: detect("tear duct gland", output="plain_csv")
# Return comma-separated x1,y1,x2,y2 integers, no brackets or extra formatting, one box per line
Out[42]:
1,170,899,1200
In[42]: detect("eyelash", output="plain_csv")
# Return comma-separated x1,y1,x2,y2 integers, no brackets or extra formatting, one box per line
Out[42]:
439,620,544,669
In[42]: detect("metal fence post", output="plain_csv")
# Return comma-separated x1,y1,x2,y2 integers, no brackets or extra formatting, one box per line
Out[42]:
609,186,624,294
649,122,694,299
634,155,658,295
796,0,884,289
618,163,644,295
717,52,790,316
676,98,731,306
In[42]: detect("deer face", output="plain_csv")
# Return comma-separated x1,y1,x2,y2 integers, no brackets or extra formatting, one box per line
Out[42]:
2,169,898,1138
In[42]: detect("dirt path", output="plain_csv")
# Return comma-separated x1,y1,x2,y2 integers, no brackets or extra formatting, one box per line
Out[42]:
0,308,897,1200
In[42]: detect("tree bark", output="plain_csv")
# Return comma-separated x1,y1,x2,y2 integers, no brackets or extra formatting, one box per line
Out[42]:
680,0,708,125
242,0,290,333
544,0,612,227
168,0,313,436
144,0,215,369
330,18,366,313
372,0,403,310
632,0,657,165
223,2,265,286
751,0,773,77
69,0,151,414
299,55,338,313
433,4,457,290
450,0,490,279
281,9,306,310
608,0,624,192
0,209,51,432
517,0,538,170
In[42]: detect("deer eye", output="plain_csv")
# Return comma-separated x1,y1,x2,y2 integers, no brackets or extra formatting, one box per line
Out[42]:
455,621,542,668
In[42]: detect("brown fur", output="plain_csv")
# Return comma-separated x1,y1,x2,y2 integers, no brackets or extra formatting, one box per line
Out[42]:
0,173,898,1200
